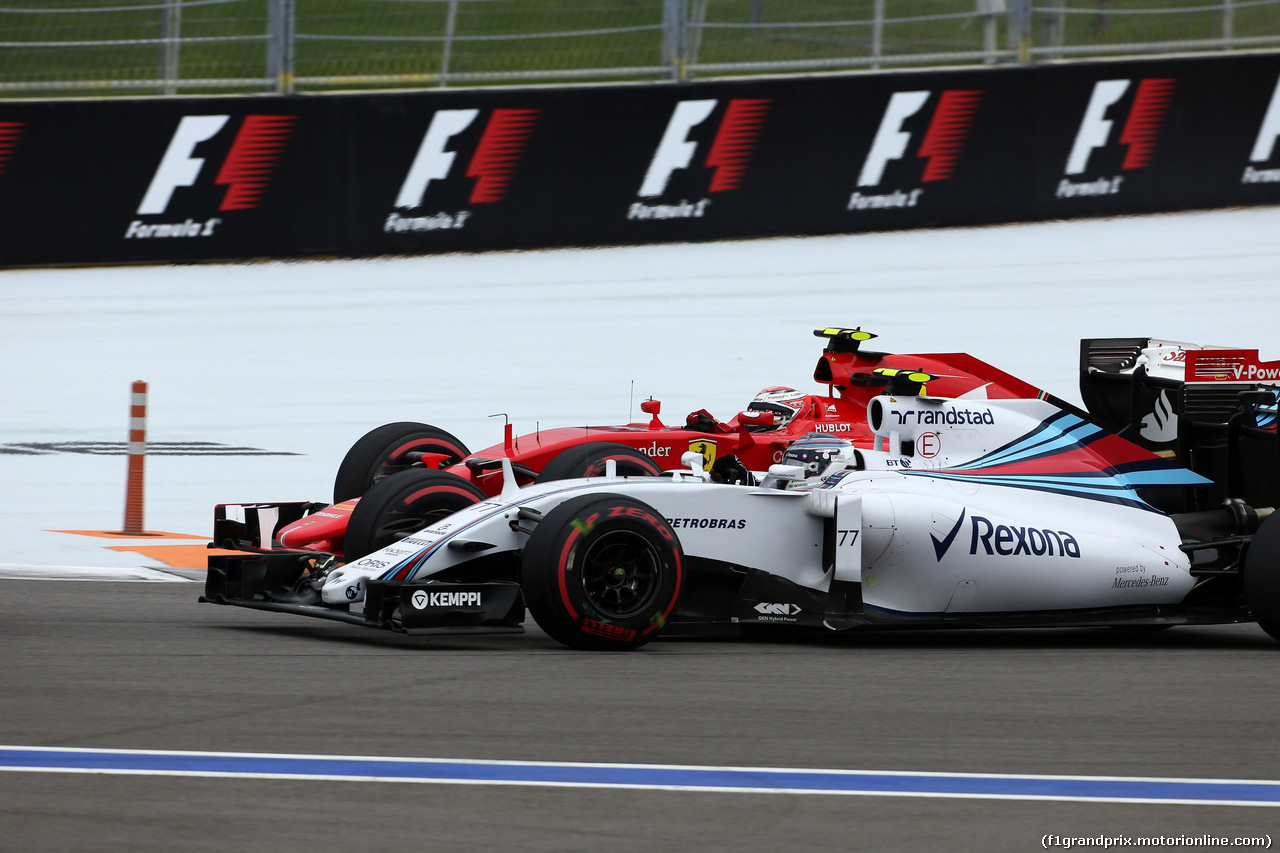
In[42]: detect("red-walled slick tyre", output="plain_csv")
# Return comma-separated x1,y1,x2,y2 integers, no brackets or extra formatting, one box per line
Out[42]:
521,494,684,651
334,422,471,503
535,442,664,483
344,470,485,560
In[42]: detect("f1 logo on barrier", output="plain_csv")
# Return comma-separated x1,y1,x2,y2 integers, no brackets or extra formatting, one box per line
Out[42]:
1244,73,1280,185
629,98,771,221
138,114,297,216
0,122,25,184
849,90,982,212
387,107,539,234
1057,78,1176,199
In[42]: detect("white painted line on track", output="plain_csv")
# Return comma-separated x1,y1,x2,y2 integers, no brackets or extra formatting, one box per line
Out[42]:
2,747,1278,807
0,565,195,582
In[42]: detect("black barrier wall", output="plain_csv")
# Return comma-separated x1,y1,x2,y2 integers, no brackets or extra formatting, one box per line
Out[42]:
2,52,1279,267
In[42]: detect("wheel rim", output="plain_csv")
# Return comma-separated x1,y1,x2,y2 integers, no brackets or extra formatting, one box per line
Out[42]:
580,531,662,619
369,505,455,551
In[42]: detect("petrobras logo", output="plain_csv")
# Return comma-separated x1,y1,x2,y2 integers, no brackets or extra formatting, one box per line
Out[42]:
628,98,771,221
931,508,1081,562
1057,78,1176,200
848,89,983,212
387,107,539,234
0,121,25,185
127,114,297,239
1243,73,1280,185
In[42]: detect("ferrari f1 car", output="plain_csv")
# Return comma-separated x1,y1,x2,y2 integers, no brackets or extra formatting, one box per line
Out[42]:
202,338,1280,650
235,327,1059,562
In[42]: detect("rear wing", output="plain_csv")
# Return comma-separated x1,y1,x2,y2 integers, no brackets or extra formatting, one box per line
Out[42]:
1080,337,1279,509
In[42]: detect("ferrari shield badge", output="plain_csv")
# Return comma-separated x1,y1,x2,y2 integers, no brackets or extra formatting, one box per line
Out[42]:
689,439,717,471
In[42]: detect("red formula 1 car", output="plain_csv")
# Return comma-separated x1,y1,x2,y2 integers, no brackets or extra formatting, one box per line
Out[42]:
213,327,1064,562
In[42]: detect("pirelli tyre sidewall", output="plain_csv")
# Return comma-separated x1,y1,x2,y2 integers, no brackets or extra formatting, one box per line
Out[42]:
522,494,684,651
334,421,471,503
344,469,485,561
535,442,664,483
1243,512,1280,644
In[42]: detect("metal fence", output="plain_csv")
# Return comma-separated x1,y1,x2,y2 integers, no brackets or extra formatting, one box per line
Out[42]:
2,0,1278,96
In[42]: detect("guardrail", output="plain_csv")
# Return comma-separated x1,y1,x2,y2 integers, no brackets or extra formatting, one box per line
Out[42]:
2,0,1279,96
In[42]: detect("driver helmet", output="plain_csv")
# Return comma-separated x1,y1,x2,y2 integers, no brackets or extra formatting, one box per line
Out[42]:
747,386,808,428
781,434,859,483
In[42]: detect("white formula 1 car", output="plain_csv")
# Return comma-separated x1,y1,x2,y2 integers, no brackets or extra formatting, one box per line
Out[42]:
203,340,1280,650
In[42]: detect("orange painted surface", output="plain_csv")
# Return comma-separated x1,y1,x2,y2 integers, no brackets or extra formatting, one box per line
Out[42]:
52,530,210,540
106,543,242,569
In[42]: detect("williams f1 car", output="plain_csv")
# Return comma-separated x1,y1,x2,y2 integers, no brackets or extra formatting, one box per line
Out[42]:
221,327,1060,562
202,339,1280,650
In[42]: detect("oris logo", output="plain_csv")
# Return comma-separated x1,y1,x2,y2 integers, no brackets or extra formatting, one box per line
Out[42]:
849,89,983,212
129,114,297,239
1057,78,1176,199
388,108,540,234
629,98,771,221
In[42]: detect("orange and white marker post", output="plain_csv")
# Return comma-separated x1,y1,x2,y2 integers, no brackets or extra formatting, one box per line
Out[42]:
122,380,147,536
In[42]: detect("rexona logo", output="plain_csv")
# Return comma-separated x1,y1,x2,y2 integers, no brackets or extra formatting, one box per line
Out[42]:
849,89,983,212
129,114,297,239
1057,78,1176,200
1243,73,1280,185
629,98,771,221
388,108,539,234
0,122,25,184
932,508,1081,561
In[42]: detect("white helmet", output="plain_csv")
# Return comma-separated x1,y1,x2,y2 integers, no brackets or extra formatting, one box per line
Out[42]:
781,434,859,482
747,386,807,428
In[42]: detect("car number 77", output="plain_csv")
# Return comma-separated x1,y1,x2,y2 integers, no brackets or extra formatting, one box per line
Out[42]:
837,529,860,547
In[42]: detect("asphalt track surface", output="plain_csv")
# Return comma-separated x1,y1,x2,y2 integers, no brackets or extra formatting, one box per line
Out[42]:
6,209,1280,850
2,580,1278,852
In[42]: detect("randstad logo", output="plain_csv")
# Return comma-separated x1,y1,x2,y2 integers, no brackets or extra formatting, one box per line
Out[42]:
849,89,983,213
629,98,772,222
1057,78,1176,200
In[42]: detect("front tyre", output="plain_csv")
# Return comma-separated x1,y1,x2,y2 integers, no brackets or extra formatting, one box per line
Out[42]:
334,422,471,504
1244,513,1280,644
521,494,684,650
344,470,485,560
535,442,664,483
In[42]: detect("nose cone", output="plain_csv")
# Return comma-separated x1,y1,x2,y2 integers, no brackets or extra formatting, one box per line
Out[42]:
321,569,365,605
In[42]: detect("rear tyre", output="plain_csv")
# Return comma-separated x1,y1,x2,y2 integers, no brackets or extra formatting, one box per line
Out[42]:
344,470,485,560
334,422,470,503
535,442,663,483
1244,513,1280,644
521,494,684,650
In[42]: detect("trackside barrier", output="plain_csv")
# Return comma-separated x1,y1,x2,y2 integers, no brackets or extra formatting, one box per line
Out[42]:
122,380,147,536
0,51,1279,267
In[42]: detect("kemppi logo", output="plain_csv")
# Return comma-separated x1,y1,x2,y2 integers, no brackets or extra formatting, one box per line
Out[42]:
628,98,771,221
